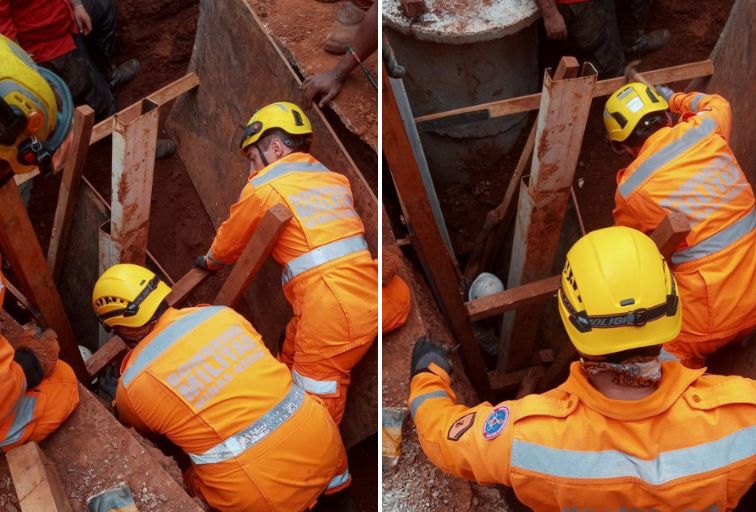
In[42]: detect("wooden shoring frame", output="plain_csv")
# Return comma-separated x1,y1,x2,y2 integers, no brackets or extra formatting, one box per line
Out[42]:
498,60,598,371
383,47,708,396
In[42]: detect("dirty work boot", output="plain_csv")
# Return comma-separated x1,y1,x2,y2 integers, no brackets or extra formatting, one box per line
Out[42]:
108,58,140,90
625,29,671,57
155,139,176,160
324,2,365,55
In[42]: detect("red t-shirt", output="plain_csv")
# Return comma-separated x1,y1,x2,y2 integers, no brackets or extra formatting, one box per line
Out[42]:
0,0,76,63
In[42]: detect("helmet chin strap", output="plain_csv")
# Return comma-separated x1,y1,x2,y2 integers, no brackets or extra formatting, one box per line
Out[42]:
255,145,269,168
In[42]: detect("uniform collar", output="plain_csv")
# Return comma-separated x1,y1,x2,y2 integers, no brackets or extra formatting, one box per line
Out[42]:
558,361,706,420
246,152,311,182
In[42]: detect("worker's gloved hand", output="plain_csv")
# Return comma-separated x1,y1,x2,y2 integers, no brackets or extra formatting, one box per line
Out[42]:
193,255,213,272
410,336,452,379
655,85,675,102
15,328,59,378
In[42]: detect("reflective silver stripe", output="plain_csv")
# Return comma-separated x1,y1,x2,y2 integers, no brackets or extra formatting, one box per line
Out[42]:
0,396,37,447
511,425,756,485
251,161,329,188
327,469,351,490
282,235,368,285
671,209,755,264
292,369,338,395
122,306,225,387
619,117,717,198
410,390,449,418
659,348,681,362
188,385,305,465
690,93,705,111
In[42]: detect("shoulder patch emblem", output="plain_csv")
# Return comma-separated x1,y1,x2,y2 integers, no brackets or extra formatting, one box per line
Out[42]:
482,405,510,440
447,412,476,441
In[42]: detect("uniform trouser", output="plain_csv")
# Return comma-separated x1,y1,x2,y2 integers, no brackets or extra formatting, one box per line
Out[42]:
664,327,755,369
616,0,654,47
183,393,349,512
80,0,118,76
557,0,625,78
40,43,117,121
382,274,411,335
0,360,79,451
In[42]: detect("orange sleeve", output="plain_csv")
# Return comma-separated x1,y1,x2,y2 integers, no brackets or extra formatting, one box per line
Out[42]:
207,183,267,267
612,187,648,232
668,92,732,140
0,335,27,423
408,367,513,486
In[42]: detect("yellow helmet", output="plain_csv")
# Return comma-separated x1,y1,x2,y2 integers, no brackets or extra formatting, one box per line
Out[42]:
92,264,171,330
558,226,681,357
603,82,668,143
0,34,73,174
239,101,313,152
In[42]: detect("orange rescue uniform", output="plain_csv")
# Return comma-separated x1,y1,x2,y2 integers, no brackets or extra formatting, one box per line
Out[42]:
409,362,756,510
382,274,411,335
0,269,78,451
207,152,378,424
115,305,349,512
613,92,756,367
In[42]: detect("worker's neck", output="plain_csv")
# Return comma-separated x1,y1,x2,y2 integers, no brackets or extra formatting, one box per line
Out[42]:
587,372,658,400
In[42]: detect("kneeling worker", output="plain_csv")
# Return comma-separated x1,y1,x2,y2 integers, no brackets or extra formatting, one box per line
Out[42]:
92,263,350,512
409,227,755,509
196,102,380,426
1,258,79,450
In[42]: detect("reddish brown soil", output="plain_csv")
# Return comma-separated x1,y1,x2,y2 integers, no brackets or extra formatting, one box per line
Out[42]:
438,0,734,260
251,0,378,152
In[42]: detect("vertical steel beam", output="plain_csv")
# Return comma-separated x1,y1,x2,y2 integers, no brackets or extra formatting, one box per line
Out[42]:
383,67,492,400
0,163,87,381
110,99,159,266
498,60,597,371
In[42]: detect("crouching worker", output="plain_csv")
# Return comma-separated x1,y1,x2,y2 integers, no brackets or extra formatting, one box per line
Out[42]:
92,263,350,512
409,227,756,510
1,260,79,450
195,102,377,426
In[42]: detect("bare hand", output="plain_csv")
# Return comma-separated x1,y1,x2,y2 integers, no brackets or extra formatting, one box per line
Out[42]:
302,69,343,108
16,329,60,377
543,12,567,40
73,4,92,35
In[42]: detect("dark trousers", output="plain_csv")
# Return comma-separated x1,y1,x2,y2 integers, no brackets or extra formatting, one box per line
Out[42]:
40,43,116,121
80,0,118,76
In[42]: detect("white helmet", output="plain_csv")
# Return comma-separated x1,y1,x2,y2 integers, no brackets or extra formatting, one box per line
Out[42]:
468,272,504,301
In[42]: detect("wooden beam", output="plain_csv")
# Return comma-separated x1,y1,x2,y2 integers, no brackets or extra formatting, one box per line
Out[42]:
110,100,159,265
464,58,578,281
87,267,211,378
488,366,542,392
6,442,73,512
383,67,492,400
516,366,545,398
214,204,293,307
467,275,561,321
0,164,87,382
415,60,714,128
47,106,96,282
90,73,200,144
650,212,691,260
499,59,597,371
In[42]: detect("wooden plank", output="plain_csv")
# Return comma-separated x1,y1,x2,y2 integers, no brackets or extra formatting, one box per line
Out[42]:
467,275,561,321
89,73,200,144
650,212,691,260
110,100,159,265
516,366,545,398
384,67,492,400
488,366,539,391
499,59,597,371
464,58,578,281
165,267,210,306
85,335,127,378
0,163,87,382
415,60,714,127
214,205,293,307
6,442,73,512
48,106,96,282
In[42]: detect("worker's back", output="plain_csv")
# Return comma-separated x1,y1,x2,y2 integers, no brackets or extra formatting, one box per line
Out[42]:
410,362,756,511
613,92,755,364
115,305,348,512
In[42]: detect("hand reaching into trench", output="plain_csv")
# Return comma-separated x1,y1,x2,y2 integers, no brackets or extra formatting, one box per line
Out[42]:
302,69,343,109
16,329,60,377
543,10,568,40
